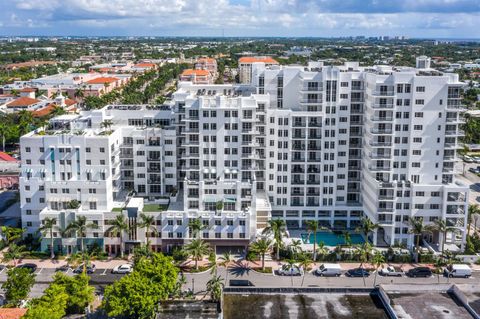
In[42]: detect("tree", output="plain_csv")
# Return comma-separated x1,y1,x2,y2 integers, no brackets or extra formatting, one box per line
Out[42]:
343,231,352,247
17,110,34,135
372,251,385,287
305,220,320,261
262,219,287,260
289,239,302,259
282,259,299,286
316,241,329,261
138,213,157,249
2,243,27,266
188,219,205,239
2,267,35,306
297,253,313,287
65,215,99,252
468,204,480,237
0,226,24,245
183,239,210,270
102,253,178,319
206,275,224,302
100,119,114,131
250,237,272,271
434,258,446,284
106,215,129,258
354,243,373,287
219,252,233,282
52,272,95,314
458,144,470,175
356,217,379,244
39,217,58,259
432,219,457,254
0,122,11,152
23,282,69,319
408,217,434,262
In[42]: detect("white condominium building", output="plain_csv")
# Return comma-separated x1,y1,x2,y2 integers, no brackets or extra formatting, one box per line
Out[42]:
19,58,469,255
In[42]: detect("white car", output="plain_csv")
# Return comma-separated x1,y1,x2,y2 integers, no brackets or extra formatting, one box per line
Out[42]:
277,265,303,276
112,264,133,274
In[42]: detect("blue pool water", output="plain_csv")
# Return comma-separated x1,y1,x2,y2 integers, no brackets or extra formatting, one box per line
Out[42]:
301,232,365,246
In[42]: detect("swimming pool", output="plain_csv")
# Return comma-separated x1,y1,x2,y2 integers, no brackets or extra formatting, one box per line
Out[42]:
301,232,365,246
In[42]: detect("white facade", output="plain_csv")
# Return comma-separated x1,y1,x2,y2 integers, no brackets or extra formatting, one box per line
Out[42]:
19,60,469,254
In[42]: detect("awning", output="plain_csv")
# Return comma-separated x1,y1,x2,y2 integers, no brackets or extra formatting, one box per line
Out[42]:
224,168,231,174
203,168,210,174
210,168,217,174
224,197,236,203
203,197,217,203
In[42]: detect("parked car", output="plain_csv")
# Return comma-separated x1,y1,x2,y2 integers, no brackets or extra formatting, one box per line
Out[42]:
16,263,37,272
55,265,70,272
463,155,474,163
468,167,480,174
379,266,404,277
112,264,133,274
406,267,432,278
73,263,96,274
229,279,254,287
277,265,303,276
345,268,370,277
444,264,472,278
315,263,342,277
473,157,480,164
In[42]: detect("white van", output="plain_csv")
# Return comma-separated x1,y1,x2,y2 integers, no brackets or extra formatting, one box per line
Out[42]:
444,264,472,278
316,263,342,277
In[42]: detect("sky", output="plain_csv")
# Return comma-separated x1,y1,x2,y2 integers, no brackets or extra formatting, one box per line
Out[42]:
0,0,480,38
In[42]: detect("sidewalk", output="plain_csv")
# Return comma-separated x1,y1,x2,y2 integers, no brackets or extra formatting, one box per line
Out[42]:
8,257,129,269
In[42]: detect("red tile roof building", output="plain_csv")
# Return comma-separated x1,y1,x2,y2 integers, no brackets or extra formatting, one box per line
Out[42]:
180,69,213,84
0,307,26,319
239,56,279,84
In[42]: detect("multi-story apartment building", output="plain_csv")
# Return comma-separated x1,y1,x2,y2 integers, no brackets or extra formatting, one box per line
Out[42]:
19,58,469,255
179,69,213,84
238,56,279,84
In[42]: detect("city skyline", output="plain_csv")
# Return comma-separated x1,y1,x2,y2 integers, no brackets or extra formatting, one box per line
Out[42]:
0,0,480,38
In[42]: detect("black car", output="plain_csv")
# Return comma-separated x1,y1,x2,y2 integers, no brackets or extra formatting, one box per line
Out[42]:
406,267,432,278
55,265,70,272
229,280,254,287
73,263,96,274
346,268,370,277
16,263,37,272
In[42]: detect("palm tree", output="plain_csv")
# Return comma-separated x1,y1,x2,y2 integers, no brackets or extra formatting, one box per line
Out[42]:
434,258,446,284
188,219,205,239
355,217,379,244
2,244,27,266
138,213,157,249
65,252,82,269
0,123,11,152
282,259,299,286
79,250,96,274
458,144,470,175
100,119,114,131
354,242,373,287
106,215,129,258
372,251,385,286
39,217,58,259
17,110,34,135
219,252,233,281
408,217,434,262
316,241,329,261
184,239,210,270
305,220,320,261
289,239,302,259
432,219,457,254
467,204,480,237
65,215,99,253
206,275,224,302
297,253,313,287
249,237,272,271
342,231,352,247
208,251,218,275
262,219,287,260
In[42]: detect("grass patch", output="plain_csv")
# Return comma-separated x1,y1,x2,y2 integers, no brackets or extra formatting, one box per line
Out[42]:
181,265,210,273
252,267,273,274
143,203,169,212
111,207,123,212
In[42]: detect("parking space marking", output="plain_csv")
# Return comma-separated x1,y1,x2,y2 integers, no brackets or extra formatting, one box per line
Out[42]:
100,268,108,276
36,268,44,275
0,268,5,274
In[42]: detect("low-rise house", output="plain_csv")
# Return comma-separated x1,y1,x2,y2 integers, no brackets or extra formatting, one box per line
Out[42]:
180,69,213,84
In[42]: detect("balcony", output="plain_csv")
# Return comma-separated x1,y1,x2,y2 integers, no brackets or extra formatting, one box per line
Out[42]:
292,157,306,162
292,122,307,128
308,122,322,127
369,165,391,171
292,179,305,185
372,90,394,96
369,141,392,147
369,152,391,159
370,128,393,134
306,179,320,185
370,116,393,122
300,99,321,105
371,103,394,109
307,157,322,162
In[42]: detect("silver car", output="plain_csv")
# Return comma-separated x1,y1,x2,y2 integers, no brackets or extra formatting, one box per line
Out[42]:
112,264,133,274
277,265,303,276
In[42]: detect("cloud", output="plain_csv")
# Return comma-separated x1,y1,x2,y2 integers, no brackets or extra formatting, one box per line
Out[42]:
0,0,480,36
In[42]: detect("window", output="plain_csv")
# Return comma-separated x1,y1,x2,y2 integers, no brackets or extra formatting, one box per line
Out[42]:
86,147,91,152
415,99,424,105
416,86,425,92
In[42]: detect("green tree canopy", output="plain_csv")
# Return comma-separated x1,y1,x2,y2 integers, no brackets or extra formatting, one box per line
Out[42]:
102,253,178,319
1,267,36,306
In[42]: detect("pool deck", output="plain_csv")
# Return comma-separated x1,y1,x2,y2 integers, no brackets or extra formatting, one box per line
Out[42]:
286,229,367,251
